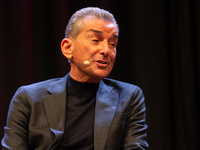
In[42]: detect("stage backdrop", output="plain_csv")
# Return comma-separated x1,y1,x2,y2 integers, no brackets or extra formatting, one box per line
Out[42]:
0,0,200,150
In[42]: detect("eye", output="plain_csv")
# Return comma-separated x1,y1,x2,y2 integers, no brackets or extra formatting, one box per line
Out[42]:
91,38,99,42
110,42,116,47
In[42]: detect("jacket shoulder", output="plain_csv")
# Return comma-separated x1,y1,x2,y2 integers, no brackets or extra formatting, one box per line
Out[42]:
22,77,62,90
14,76,67,103
102,78,144,100
102,78,141,91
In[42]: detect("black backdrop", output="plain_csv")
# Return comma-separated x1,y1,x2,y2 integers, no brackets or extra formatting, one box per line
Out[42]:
0,0,200,150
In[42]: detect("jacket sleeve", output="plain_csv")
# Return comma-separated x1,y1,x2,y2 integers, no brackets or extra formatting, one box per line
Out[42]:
121,87,149,150
1,87,29,150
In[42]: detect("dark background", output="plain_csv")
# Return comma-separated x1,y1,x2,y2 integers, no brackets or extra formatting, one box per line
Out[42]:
1,0,200,149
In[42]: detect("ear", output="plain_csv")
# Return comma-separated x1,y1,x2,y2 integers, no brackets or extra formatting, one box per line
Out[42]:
61,38,73,59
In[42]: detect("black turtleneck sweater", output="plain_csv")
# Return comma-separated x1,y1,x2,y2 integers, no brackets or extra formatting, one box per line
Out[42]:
57,75,99,150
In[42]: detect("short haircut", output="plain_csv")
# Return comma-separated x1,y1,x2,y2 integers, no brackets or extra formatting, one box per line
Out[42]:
65,7,119,39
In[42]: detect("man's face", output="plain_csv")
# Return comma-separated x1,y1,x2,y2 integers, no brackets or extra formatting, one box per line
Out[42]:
69,17,118,83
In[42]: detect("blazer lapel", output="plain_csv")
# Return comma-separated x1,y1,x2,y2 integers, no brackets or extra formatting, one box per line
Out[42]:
42,75,68,149
94,80,119,150
42,75,119,150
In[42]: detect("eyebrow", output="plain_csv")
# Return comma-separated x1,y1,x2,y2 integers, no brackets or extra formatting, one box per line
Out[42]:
89,29,102,34
88,29,119,38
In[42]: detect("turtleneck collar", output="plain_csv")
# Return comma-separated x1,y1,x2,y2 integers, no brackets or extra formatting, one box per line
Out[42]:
67,74,99,97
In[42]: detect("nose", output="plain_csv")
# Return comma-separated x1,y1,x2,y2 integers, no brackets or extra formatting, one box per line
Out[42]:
99,42,110,56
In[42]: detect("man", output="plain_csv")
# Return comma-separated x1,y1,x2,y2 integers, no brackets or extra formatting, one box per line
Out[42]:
2,7,148,150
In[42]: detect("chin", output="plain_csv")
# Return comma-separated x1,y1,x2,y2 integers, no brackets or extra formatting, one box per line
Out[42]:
93,70,111,80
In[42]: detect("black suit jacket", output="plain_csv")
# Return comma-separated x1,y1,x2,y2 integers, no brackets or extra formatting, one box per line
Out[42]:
2,74,148,150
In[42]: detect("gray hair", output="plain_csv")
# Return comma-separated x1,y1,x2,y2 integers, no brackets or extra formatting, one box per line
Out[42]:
65,7,119,39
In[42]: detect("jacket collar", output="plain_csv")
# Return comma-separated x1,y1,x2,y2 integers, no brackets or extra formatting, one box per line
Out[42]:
94,79,119,150
42,74,119,150
42,74,68,149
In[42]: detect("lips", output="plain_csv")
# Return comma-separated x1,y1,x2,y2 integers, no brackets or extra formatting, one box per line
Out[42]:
96,60,108,66
97,60,107,64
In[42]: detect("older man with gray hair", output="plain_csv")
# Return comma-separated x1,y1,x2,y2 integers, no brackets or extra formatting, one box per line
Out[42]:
2,7,148,150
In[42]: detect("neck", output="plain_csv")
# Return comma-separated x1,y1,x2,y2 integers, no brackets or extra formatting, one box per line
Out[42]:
70,71,101,83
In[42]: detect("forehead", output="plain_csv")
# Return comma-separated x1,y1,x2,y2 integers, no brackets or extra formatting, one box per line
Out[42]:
81,16,118,35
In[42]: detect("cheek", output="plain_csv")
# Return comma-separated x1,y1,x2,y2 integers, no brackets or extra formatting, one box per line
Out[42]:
110,52,116,62
74,45,88,58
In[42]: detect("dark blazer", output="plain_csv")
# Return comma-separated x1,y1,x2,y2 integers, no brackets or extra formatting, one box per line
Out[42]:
2,74,148,150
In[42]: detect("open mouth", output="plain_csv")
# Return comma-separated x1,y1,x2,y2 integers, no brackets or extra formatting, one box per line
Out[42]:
97,61,107,64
